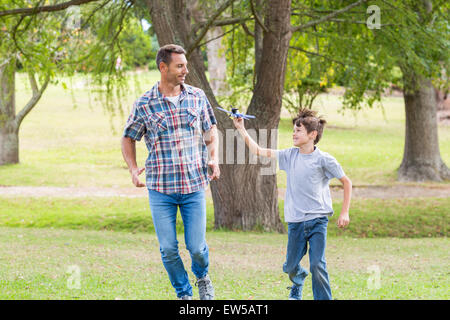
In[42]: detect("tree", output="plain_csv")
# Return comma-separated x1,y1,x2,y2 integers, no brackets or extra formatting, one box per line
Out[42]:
315,0,450,181
0,0,145,165
0,0,58,165
395,0,449,181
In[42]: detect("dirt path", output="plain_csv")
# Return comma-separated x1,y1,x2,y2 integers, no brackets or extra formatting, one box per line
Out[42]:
0,185,448,199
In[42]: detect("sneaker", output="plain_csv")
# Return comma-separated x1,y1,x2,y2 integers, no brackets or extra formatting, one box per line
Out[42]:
287,285,302,300
196,274,214,300
178,295,193,300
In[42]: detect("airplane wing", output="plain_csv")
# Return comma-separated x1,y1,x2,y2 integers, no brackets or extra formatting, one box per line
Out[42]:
216,107,232,115
237,113,256,120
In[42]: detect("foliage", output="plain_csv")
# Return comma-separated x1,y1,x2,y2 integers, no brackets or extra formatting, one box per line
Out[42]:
0,0,155,121
217,0,254,108
216,0,449,116
328,0,449,109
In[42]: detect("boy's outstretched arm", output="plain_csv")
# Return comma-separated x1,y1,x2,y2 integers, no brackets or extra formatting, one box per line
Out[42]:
233,117,277,159
337,175,352,228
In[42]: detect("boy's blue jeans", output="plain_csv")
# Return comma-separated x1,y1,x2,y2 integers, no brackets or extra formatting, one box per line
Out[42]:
283,216,332,300
148,189,209,298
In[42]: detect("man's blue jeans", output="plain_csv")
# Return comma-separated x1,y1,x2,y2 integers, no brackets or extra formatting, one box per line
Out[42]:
148,189,209,298
283,216,332,300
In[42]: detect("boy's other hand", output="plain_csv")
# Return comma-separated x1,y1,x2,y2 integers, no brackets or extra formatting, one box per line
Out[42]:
233,117,245,130
337,212,350,228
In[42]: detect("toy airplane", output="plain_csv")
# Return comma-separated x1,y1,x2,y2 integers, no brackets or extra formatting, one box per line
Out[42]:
216,106,256,120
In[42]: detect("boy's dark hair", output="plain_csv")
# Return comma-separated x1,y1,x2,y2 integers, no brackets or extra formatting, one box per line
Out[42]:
292,108,327,144
156,44,186,71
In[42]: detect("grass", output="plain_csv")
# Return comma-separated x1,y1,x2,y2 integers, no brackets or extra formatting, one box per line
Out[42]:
0,196,448,238
0,226,448,299
0,71,449,188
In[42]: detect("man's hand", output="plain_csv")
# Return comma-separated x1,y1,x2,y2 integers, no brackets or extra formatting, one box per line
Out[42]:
208,160,220,180
233,117,245,130
337,212,350,229
130,167,146,187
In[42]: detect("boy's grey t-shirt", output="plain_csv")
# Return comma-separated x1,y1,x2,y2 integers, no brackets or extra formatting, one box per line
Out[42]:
277,147,345,223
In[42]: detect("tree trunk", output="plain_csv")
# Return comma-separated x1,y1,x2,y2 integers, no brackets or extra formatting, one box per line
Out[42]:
211,0,291,232
147,0,290,232
398,70,450,181
0,57,19,165
206,27,228,95
253,0,263,87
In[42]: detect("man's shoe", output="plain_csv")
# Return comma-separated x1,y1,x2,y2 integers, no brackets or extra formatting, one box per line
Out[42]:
178,295,193,300
287,285,302,300
196,274,214,300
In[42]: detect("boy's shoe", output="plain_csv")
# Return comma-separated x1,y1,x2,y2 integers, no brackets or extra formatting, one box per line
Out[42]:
287,285,302,300
178,295,193,300
196,274,214,300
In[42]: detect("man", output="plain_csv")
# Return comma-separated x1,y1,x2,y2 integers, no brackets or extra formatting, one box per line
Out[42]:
121,44,220,300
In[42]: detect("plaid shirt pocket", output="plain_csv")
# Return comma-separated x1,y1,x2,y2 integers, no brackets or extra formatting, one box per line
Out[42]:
187,107,200,129
149,112,168,131
148,112,168,145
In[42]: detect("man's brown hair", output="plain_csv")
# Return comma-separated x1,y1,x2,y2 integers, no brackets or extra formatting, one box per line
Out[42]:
156,44,186,71
292,108,327,144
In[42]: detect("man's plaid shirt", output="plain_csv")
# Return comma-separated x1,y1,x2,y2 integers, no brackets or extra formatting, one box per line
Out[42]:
123,82,217,194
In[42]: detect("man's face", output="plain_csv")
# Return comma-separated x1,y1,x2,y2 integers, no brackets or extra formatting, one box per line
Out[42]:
161,53,189,85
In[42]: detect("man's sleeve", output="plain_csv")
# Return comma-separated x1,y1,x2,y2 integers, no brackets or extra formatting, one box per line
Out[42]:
200,90,217,132
123,102,146,141
276,148,291,172
322,154,345,180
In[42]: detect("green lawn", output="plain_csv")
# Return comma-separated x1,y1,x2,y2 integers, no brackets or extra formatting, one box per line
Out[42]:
1,71,449,188
0,226,447,299
1,196,448,238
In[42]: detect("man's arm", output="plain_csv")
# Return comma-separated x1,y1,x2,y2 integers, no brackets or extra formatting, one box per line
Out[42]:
233,117,277,159
336,175,352,228
121,136,145,187
203,125,220,180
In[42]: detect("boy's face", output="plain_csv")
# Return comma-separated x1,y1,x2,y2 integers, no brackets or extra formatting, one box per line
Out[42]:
293,124,316,147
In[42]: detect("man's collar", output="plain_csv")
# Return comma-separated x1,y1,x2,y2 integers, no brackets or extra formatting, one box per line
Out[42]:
151,81,192,99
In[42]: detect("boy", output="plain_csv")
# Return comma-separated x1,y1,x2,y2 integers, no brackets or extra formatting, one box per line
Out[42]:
233,108,352,300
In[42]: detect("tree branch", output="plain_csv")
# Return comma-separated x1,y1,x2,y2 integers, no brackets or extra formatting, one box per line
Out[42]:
0,0,100,17
241,22,254,37
197,24,240,48
187,0,235,56
15,71,50,129
291,0,368,32
191,17,252,35
0,56,14,70
249,0,268,33
289,46,346,66
294,12,396,27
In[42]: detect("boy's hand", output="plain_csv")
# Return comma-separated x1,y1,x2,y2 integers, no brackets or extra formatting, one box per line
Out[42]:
337,212,350,228
233,117,245,130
